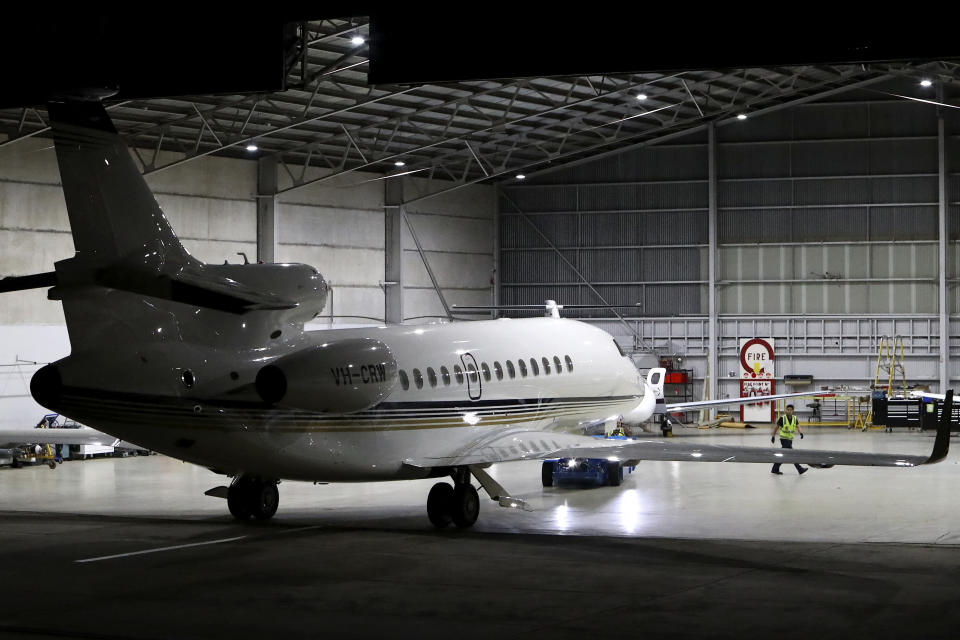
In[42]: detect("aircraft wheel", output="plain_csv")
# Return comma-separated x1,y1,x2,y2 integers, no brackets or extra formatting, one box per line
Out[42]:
541,461,555,487
606,461,623,487
228,476,255,520
48,461,57,470
250,481,279,520
451,484,480,529
427,482,454,528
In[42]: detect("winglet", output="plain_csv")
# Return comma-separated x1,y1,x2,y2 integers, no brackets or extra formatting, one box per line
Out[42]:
925,389,953,464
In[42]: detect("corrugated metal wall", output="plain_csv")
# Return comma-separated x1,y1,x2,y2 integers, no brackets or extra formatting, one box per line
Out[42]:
498,76,960,394
500,77,954,319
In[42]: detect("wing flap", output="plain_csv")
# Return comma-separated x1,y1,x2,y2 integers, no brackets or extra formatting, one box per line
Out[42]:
405,392,951,469
665,390,832,411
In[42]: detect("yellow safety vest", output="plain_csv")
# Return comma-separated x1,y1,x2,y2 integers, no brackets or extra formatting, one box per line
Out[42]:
778,415,798,440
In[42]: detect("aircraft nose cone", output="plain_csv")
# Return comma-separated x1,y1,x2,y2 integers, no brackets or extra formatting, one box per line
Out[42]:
31,364,63,409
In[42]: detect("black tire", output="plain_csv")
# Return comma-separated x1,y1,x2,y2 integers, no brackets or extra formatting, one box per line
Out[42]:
541,461,555,487
227,478,254,520
606,461,623,487
250,482,279,520
427,482,454,528
451,484,480,529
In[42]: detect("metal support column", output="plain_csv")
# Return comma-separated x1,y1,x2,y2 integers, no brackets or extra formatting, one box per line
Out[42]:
384,178,404,324
492,187,501,319
938,84,949,392
708,122,718,415
256,156,278,263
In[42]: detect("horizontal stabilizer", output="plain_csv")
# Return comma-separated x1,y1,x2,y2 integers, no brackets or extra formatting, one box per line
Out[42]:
50,266,298,315
0,272,57,293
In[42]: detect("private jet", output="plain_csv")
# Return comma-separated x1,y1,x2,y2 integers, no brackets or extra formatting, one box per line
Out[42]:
0,96,951,528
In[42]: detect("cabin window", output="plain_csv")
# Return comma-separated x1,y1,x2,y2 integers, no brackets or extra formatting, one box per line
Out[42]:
565,355,573,372
530,358,539,376
427,367,438,387
413,368,424,390
467,363,478,384
518,359,527,377
506,360,516,379
553,356,562,373
542,357,551,374
399,370,410,390
494,361,503,380
440,366,451,386
481,362,491,382
454,364,464,384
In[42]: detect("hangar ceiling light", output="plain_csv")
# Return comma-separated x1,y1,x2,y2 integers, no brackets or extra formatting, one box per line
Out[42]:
351,36,365,46
636,93,648,100
920,78,933,87
736,113,748,120
245,144,258,152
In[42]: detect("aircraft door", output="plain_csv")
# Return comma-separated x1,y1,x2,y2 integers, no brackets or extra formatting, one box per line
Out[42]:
460,352,482,400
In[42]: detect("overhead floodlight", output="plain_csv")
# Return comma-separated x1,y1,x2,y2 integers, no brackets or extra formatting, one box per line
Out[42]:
736,113,747,120
920,79,933,87
636,93,647,101
515,174,526,180
352,35,365,46
394,161,405,167
245,144,258,152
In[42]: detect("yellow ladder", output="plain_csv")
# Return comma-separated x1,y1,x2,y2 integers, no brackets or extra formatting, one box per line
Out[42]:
865,335,906,429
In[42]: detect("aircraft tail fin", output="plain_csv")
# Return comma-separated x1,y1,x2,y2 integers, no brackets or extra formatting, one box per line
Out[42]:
47,97,189,263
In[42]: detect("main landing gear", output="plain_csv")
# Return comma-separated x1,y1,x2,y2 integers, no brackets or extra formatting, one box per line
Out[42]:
427,467,480,529
227,475,280,521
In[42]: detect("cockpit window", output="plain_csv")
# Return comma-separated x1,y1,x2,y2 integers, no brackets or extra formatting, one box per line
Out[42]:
650,371,661,385
613,339,626,357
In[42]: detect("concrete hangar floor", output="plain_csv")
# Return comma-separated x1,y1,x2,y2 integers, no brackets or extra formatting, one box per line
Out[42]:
2,428,959,639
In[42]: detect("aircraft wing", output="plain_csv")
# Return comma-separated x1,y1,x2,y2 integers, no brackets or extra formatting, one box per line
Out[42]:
665,390,832,411
910,390,945,401
405,390,951,470
0,427,137,448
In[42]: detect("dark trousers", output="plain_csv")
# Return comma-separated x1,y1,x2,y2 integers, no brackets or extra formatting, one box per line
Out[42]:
772,438,803,473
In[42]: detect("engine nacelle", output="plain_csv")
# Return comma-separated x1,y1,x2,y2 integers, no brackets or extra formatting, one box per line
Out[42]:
255,338,398,413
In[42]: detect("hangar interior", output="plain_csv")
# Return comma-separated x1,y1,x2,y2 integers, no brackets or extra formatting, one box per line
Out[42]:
2,14,960,638
2,54,959,422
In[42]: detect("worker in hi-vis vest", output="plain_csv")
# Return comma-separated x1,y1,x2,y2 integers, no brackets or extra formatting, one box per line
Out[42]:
770,404,808,475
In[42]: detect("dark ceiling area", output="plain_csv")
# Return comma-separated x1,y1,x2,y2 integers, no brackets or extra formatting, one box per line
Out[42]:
0,12,957,202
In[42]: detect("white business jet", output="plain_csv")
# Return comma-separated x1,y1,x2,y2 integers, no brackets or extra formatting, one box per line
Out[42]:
1,97,951,528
